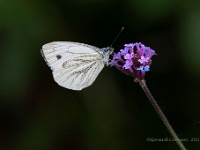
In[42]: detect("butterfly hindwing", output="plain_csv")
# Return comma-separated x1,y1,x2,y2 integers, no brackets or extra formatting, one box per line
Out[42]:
53,58,104,90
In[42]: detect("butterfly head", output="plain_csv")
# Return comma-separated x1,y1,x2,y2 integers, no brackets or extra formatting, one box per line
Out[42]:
101,47,114,65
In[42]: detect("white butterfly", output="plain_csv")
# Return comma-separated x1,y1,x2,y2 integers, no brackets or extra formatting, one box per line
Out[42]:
41,42,114,90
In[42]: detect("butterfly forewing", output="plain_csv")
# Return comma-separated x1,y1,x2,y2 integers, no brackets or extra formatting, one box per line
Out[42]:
42,42,101,70
41,42,105,90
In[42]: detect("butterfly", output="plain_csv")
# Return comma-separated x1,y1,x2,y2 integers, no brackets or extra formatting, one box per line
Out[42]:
41,42,114,90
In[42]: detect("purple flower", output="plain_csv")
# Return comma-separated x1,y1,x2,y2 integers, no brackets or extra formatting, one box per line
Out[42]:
109,42,156,80
123,43,134,54
138,56,150,64
120,48,129,55
144,47,156,58
114,52,122,60
123,59,133,69
124,43,135,47
124,53,134,60
136,65,150,76
109,52,122,67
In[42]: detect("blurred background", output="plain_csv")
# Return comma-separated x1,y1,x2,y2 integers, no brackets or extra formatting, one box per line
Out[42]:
0,0,200,149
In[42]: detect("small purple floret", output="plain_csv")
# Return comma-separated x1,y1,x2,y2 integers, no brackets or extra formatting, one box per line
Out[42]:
138,56,150,64
124,53,134,60
123,59,133,69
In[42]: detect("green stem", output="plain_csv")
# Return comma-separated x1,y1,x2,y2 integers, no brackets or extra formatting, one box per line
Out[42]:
139,79,187,150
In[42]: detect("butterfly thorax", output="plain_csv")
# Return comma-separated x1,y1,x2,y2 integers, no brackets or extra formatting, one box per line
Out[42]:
100,47,114,66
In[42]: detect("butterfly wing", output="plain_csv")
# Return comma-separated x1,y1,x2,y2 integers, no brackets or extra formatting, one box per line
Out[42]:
41,42,105,90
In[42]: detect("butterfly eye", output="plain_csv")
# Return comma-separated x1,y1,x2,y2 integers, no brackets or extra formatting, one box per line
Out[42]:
102,47,113,53
101,48,108,52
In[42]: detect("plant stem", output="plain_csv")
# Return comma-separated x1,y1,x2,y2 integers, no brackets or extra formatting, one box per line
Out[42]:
139,79,187,150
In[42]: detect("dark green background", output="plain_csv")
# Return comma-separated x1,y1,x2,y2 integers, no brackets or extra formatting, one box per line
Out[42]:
0,0,200,149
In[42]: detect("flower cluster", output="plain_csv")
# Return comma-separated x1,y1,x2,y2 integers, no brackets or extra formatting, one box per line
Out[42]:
109,42,156,80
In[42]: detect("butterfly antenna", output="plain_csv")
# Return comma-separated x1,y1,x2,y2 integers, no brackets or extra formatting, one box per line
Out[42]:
111,27,124,47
